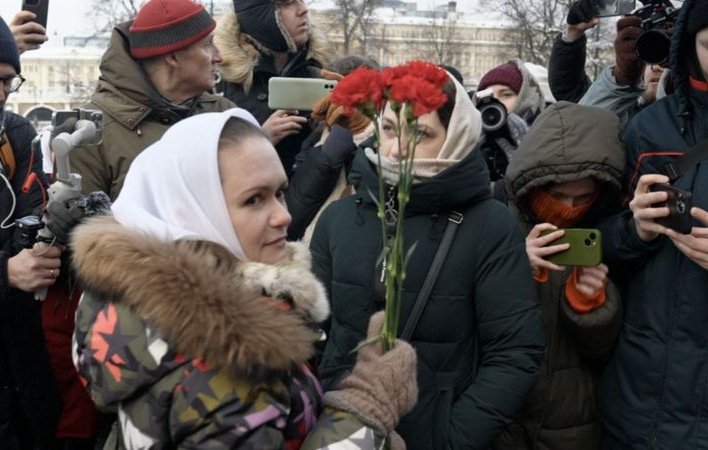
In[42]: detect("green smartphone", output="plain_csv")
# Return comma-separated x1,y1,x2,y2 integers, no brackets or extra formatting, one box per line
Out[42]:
268,77,338,111
540,228,602,267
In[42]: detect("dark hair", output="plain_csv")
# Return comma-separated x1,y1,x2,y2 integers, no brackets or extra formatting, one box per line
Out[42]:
218,116,269,149
328,55,380,75
437,79,457,130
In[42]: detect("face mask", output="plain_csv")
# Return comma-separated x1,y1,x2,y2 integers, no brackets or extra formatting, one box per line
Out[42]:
528,187,597,227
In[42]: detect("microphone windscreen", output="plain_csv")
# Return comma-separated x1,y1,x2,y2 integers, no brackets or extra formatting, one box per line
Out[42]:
81,191,112,217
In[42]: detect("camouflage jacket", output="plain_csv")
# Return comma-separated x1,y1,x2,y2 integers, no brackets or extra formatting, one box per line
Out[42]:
71,216,385,449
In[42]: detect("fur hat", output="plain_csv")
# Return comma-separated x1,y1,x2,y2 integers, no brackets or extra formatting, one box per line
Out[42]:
129,0,216,59
0,16,20,73
686,0,708,35
478,63,523,94
232,0,298,53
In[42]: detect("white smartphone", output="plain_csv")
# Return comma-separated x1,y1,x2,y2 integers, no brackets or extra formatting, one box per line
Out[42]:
268,77,338,111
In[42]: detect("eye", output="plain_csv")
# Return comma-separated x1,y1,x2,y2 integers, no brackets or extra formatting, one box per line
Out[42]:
245,194,262,206
276,189,287,200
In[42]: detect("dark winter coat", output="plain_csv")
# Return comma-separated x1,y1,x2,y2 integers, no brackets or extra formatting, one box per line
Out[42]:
548,33,592,103
0,112,61,449
598,0,708,447
70,22,234,200
494,101,625,450
310,148,545,450
215,13,330,177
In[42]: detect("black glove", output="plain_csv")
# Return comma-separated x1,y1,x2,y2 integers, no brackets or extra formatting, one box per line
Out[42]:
567,0,598,25
44,191,85,245
321,125,355,167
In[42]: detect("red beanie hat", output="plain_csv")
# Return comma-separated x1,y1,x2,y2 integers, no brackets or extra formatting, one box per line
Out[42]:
129,0,216,60
478,63,523,94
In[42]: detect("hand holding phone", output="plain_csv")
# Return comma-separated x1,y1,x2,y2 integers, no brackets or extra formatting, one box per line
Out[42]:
21,0,48,30
540,228,603,267
9,10,48,53
649,183,693,234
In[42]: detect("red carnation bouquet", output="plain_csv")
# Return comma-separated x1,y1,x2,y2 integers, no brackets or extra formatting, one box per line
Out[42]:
330,60,448,351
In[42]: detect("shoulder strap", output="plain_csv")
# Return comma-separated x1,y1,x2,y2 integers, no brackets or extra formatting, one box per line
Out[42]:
0,133,15,180
400,211,463,340
663,139,708,181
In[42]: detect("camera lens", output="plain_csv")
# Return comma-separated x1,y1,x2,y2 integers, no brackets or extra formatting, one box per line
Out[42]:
677,201,686,214
636,29,671,65
480,103,507,133
589,232,596,240
584,238,593,246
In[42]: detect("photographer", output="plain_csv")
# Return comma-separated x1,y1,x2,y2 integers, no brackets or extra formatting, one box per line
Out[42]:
0,16,62,449
597,0,708,446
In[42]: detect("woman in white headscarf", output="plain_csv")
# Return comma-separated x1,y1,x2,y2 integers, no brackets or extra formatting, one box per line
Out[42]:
70,109,417,449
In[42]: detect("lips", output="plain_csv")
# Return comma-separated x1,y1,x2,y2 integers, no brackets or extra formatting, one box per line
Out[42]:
265,236,287,247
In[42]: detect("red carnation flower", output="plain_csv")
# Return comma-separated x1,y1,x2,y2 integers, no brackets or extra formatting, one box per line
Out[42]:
330,67,384,116
389,75,447,118
404,60,449,88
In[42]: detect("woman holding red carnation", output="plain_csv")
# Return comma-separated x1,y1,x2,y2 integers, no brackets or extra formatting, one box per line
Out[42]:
310,69,545,449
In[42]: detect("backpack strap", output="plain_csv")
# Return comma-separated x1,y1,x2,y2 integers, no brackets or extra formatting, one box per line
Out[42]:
0,132,15,180
663,139,708,181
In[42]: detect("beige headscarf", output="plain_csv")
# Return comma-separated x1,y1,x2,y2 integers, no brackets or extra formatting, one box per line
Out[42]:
365,74,482,184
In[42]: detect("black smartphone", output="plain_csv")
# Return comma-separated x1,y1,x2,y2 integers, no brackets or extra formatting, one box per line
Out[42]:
21,0,49,30
649,183,693,234
594,0,635,17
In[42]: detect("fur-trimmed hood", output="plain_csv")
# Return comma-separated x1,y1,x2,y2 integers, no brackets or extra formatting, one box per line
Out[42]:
215,11,331,93
72,215,329,377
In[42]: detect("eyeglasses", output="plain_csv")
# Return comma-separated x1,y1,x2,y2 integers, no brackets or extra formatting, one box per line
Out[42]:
0,74,25,94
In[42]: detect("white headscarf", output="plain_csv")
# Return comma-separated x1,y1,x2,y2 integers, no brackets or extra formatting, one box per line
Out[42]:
111,108,261,260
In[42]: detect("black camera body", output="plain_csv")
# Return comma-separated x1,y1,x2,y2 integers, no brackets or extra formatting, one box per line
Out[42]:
474,88,509,133
633,0,680,65
14,215,45,249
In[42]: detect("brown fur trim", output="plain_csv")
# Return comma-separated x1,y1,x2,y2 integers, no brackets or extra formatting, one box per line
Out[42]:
215,12,331,94
71,215,329,376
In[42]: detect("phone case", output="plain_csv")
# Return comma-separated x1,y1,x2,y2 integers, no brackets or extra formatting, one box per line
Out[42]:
21,0,48,29
594,0,635,17
649,183,693,234
268,78,338,111
541,228,603,267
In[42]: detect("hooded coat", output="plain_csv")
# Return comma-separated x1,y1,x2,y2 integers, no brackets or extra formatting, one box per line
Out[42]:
485,59,547,126
598,0,708,447
494,101,625,450
215,12,330,177
310,142,545,448
69,22,234,200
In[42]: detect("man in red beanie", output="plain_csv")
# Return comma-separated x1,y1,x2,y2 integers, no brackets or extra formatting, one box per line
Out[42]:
70,0,234,200
477,59,546,125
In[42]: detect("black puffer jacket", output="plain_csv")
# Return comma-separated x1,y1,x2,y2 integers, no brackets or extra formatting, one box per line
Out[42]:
0,112,61,449
310,148,545,450
598,0,708,447
494,101,625,450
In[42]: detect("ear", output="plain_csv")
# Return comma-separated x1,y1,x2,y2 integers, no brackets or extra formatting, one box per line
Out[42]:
164,52,180,69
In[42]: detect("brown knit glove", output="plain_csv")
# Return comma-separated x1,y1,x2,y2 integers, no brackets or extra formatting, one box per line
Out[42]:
323,312,418,438
613,16,644,86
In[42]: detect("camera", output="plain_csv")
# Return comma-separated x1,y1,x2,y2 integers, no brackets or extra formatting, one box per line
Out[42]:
14,215,45,249
52,109,104,145
474,88,508,133
633,0,680,65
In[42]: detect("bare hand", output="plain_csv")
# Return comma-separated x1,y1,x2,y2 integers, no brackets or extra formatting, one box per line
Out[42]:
526,223,569,274
666,207,708,270
563,18,600,42
10,11,48,54
574,263,608,297
7,245,61,292
262,110,308,145
630,174,671,241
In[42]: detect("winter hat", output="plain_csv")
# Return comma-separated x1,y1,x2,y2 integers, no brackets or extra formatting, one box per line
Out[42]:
129,0,216,60
232,0,298,53
0,16,20,73
478,63,523,94
686,0,708,35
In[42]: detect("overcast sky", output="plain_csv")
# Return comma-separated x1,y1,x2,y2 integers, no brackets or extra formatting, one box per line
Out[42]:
0,0,487,41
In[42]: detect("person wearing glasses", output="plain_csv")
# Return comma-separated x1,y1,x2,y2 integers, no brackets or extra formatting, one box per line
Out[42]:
215,0,332,177
0,15,63,450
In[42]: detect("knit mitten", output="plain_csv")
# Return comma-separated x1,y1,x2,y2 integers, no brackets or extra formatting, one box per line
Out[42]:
323,312,418,437
613,16,644,86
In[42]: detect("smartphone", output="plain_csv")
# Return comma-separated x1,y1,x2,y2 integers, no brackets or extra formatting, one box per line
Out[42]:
649,183,693,234
21,0,49,29
594,0,635,17
268,77,338,111
541,228,603,267
52,109,103,145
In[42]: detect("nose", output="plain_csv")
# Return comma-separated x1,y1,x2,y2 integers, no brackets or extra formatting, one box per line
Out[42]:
271,199,292,229
212,46,223,64
382,138,406,161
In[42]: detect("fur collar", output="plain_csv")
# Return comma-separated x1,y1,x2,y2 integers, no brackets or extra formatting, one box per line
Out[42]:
215,12,331,93
72,216,329,376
